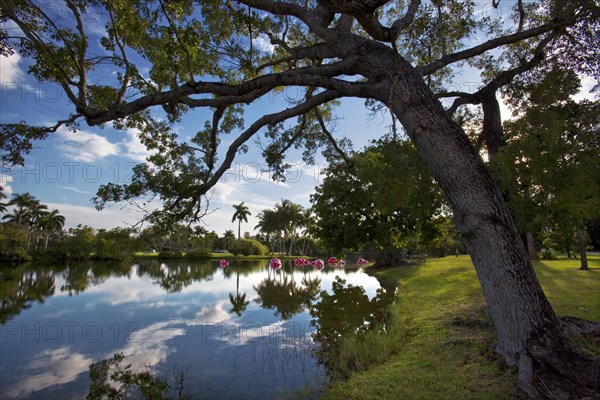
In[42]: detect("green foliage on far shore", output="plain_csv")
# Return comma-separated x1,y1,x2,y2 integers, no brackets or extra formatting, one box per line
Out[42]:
230,238,270,256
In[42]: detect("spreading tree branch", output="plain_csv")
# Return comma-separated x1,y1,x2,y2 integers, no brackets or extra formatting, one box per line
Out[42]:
419,17,574,76
440,31,558,116
314,107,353,168
83,59,371,125
317,0,421,41
167,90,342,218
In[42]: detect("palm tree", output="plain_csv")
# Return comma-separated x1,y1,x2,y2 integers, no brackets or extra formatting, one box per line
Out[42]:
274,200,291,253
7,192,38,225
22,199,48,249
2,208,29,224
222,230,236,251
38,209,65,250
26,199,49,225
231,202,251,244
275,199,303,255
300,207,316,256
193,225,209,237
4,193,51,249
0,186,7,214
255,209,278,253
287,203,303,255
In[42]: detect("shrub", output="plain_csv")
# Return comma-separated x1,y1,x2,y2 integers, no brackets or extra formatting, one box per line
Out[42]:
540,248,556,260
231,239,269,256
186,250,211,259
0,247,31,262
158,251,183,259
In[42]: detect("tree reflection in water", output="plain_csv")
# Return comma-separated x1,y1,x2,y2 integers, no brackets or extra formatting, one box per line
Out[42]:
0,264,55,324
254,268,321,321
310,276,396,378
136,259,216,293
87,352,191,400
0,260,393,398
61,261,131,295
228,270,249,316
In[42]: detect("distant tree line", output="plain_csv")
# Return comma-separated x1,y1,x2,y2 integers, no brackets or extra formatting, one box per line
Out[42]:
0,191,65,261
0,191,327,262
253,199,320,256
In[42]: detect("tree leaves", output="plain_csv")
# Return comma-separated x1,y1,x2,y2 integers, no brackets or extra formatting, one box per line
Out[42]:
311,139,445,252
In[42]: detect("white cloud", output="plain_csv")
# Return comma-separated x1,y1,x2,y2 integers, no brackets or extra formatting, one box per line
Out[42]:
200,162,321,234
79,272,168,304
0,51,24,83
254,36,275,54
116,321,185,372
1,173,14,196
45,202,143,229
56,127,120,162
86,20,107,37
119,128,153,162
4,347,93,399
195,302,230,324
57,186,91,195
572,75,598,102
211,182,237,202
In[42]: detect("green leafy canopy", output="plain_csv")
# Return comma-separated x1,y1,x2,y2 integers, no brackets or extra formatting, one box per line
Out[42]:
1,0,597,226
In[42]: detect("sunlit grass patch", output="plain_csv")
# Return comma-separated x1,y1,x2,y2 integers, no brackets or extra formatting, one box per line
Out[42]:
321,254,599,399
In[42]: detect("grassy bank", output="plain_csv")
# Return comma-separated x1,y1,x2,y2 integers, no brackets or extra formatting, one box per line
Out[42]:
321,255,599,399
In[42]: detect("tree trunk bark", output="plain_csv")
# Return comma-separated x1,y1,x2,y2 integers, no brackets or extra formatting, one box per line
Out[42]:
576,225,588,270
385,65,557,364
288,233,294,255
480,91,504,164
373,54,598,397
526,231,538,260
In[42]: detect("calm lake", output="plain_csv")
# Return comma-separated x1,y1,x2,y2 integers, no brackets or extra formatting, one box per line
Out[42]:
0,259,393,399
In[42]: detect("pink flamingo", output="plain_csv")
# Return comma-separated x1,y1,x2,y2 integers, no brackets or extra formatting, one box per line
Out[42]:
269,258,282,270
314,259,325,271
356,258,368,266
295,258,307,267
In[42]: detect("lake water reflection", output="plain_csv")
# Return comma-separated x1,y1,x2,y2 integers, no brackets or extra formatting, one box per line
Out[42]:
0,259,391,399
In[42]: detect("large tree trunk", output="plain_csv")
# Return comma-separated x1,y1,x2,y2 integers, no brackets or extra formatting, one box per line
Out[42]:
576,225,589,271
387,74,556,363
376,55,598,397
526,231,539,261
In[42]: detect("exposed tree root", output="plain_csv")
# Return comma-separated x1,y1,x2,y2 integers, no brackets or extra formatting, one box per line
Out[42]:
517,317,600,399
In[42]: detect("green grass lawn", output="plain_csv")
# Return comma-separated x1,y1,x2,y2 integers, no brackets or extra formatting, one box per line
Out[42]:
321,255,599,400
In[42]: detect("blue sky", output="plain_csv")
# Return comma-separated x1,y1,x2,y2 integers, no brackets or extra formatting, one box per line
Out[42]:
1,3,596,235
